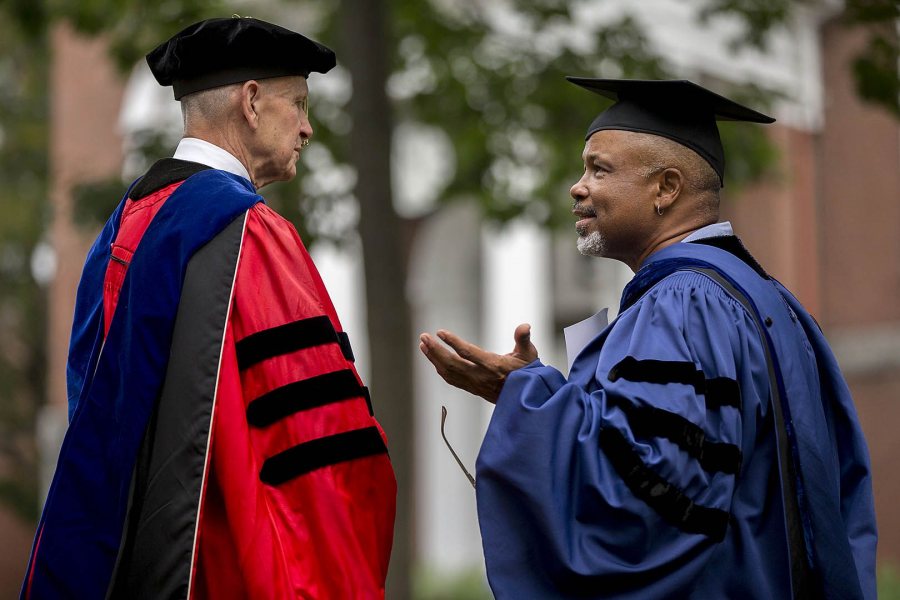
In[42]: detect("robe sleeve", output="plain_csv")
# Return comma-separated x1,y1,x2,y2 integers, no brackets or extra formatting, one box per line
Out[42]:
475,271,765,599
195,203,395,598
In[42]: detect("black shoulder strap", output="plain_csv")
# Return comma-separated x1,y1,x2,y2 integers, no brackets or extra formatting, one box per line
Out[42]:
689,267,813,600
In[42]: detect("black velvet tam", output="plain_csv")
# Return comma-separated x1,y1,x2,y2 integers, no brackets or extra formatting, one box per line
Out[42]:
566,78,775,185
147,17,336,100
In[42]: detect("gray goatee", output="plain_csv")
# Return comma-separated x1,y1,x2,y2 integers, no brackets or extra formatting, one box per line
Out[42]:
577,231,605,257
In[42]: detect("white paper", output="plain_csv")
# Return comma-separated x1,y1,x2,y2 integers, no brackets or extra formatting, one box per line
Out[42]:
564,308,609,373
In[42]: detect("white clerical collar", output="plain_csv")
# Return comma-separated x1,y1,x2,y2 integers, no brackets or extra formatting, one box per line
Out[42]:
173,138,252,184
682,221,734,243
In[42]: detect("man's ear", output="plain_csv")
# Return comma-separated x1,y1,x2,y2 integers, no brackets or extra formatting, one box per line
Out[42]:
656,167,684,211
240,80,261,129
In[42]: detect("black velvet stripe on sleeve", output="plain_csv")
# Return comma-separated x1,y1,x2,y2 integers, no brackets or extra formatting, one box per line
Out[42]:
612,400,742,475
236,315,355,370
608,356,741,410
608,356,700,387
362,386,374,416
246,369,366,427
599,427,730,541
338,332,355,362
704,378,741,410
260,426,388,485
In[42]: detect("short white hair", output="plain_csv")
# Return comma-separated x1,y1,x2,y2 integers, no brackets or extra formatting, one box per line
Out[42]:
180,83,241,129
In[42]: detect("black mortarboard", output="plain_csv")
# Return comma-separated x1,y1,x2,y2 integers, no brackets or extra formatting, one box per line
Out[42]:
147,17,336,100
566,78,775,185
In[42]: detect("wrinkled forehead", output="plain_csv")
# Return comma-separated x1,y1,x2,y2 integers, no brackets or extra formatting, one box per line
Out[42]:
261,74,309,97
580,129,651,161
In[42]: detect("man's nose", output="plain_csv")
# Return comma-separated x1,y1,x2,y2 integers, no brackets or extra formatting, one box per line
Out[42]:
570,177,588,200
300,114,314,142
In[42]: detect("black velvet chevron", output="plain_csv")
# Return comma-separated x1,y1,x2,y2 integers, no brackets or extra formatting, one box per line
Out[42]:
599,427,730,541
610,399,742,475
246,369,366,427
260,426,388,485
608,356,741,411
236,315,355,370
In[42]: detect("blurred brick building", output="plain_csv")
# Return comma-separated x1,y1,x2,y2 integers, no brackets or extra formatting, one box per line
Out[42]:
725,16,900,565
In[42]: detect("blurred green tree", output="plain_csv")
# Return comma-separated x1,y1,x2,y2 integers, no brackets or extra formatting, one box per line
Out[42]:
0,2,49,522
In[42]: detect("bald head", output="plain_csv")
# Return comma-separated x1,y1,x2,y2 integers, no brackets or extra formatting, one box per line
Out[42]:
601,131,719,226
571,128,726,270
632,132,720,200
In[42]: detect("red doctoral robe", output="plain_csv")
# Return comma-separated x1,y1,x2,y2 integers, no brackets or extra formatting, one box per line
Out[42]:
103,160,396,599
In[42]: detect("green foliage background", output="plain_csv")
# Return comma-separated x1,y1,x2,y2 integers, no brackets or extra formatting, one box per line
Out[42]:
0,5,48,522
0,0,898,595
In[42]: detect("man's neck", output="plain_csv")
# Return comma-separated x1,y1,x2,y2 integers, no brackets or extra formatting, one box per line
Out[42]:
629,218,723,271
682,221,733,242
173,137,253,184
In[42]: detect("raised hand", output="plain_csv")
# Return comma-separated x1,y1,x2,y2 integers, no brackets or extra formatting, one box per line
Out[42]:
418,323,538,403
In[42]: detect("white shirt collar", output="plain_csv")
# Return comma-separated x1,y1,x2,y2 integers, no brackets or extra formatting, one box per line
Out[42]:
173,138,252,185
682,221,733,243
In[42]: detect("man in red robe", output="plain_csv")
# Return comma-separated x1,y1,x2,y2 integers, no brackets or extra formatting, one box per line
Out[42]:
24,17,396,599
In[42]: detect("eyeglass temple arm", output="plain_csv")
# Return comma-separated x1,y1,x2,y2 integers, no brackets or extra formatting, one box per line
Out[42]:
440,406,476,489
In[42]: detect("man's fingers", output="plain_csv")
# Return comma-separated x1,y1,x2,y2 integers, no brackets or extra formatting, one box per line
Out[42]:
419,331,505,402
436,329,490,365
513,323,531,348
420,333,455,365
512,323,537,360
419,333,437,356
419,333,476,375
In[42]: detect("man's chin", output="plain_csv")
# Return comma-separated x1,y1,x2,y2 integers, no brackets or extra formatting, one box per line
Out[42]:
276,166,299,184
576,231,606,257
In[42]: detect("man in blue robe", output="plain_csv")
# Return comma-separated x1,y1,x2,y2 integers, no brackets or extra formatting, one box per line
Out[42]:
419,78,877,599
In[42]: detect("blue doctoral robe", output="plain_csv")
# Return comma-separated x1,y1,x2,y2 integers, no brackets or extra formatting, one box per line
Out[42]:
476,240,876,599
23,168,260,599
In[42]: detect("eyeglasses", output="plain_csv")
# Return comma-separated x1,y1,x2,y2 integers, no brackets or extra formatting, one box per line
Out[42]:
298,97,310,147
440,406,475,489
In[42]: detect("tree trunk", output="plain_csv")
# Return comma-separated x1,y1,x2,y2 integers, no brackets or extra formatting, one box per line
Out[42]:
339,1,413,597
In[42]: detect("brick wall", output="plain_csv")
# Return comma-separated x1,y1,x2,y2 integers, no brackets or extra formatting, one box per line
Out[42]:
724,16,900,568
